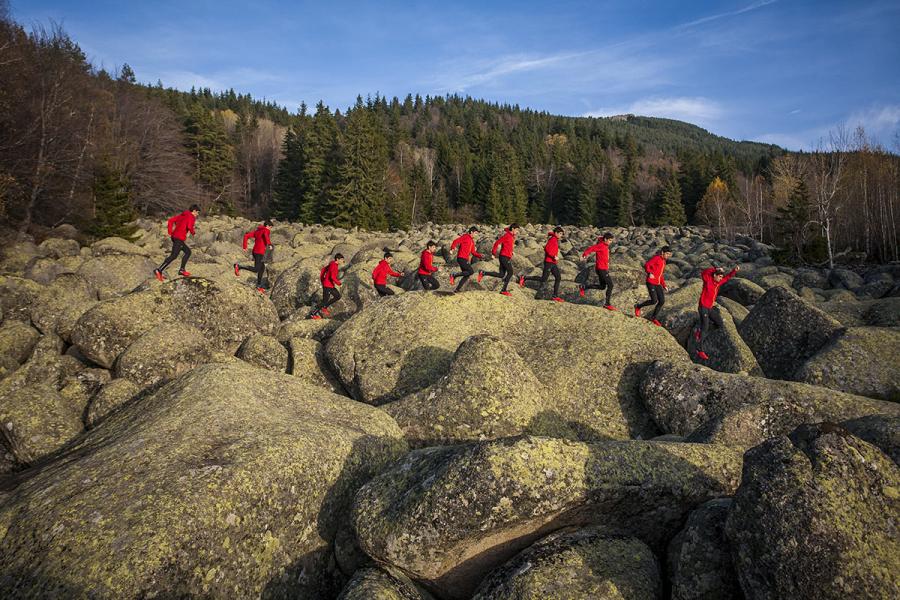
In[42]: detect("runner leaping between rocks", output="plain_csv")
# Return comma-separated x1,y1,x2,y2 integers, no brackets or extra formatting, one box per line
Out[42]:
310,253,345,319
479,223,519,296
579,232,616,310
154,204,200,281
634,245,672,326
694,264,739,360
520,226,564,302
448,226,483,292
235,219,273,294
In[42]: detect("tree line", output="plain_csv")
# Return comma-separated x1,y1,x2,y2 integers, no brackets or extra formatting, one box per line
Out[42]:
1,6,897,264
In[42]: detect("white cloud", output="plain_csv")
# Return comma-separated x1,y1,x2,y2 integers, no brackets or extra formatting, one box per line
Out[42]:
846,104,900,137
677,0,779,30
584,97,725,127
754,104,900,151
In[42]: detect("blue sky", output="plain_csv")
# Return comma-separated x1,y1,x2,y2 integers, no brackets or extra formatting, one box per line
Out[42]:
13,0,900,150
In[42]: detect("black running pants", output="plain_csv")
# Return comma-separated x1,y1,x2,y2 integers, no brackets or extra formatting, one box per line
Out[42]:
158,237,191,272
636,283,666,319
524,262,561,297
584,268,614,305
697,305,724,352
481,256,514,291
418,274,440,291
239,252,266,287
453,257,474,291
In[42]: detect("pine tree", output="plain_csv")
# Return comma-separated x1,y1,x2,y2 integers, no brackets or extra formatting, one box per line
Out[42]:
183,104,236,211
302,101,341,223
90,165,138,240
655,175,687,225
271,125,305,220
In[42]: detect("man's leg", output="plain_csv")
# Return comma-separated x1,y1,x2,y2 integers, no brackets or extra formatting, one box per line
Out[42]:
584,268,604,291
551,264,561,297
455,258,473,291
178,241,192,272
254,253,266,288
375,284,394,297
157,238,183,273
698,306,711,352
523,263,551,287
602,270,614,306
428,275,440,290
650,285,666,320
500,257,513,292
636,283,657,310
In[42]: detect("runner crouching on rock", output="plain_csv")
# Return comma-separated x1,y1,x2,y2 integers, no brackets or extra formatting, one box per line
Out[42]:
520,226,564,302
154,204,200,281
479,223,519,296
634,246,672,326
694,265,739,360
579,232,616,311
310,254,345,319
235,219,273,294
417,241,440,291
372,249,404,297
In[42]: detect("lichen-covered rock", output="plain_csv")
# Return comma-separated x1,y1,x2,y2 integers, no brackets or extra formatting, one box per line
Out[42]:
275,309,341,342
720,277,765,306
338,567,435,600
739,286,844,379
640,360,899,444
0,334,85,403
0,362,407,598
76,253,156,299
115,322,213,388
384,335,576,447
30,273,97,342
0,240,40,273
85,378,141,428
23,255,80,284
793,326,900,401
328,292,688,440
236,333,288,372
658,280,705,344
685,308,761,375
0,383,83,464
815,297,900,327
839,414,900,464
472,529,660,600
270,260,323,319
726,423,900,600
0,275,43,322
827,267,864,290
0,321,40,378
353,436,742,599
667,499,741,600
288,337,343,392
717,296,749,325
38,237,80,259
90,236,152,257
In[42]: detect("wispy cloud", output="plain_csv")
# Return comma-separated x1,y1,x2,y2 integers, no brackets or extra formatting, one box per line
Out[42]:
847,104,900,137
756,103,900,151
584,97,726,128
677,0,779,30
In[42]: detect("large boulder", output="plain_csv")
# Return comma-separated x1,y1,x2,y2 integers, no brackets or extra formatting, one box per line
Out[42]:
90,236,153,257
38,237,80,259
471,529,661,600
793,326,900,401
327,292,688,440
685,308,761,375
85,378,141,428
383,335,576,447
275,309,341,342
667,499,741,600
288,337,343,392
115,322,213,388
726,423,900,599
815,297,900,327
0,383,83,465
839,414,900,464
353,436,742,599
0,321,40,378
76,253,156,299
827,267,864,290
0,275,43,322
0,362,407,598
719,277,765,306
657,280,704,344
640,360,899,445
270,260,324,319
30,273,97,342
739,287,844,379
338,567,435,600
236,333,288,372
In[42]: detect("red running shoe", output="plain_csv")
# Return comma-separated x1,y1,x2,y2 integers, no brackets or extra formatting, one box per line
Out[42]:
652,319,662,327
518,275,525,287
477,271,484,283
500,291,512,296
634,306,641,317
697,351,710,360
449,274,455,285
604,305,617,311
321,307,331,316
310,314,322,320
178,269,191,277
234,263,240,276
552,297,564,303
153,269,164,282
579,286,585,298
694,328,701,341
257,287,266,294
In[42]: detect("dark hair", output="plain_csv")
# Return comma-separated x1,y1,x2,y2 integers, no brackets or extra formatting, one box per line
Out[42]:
426,240,437,248
714,266,725,275
334,253,345,260
189,204,200,212
509,223,520,230
553,226,564,234
468,226,479,233
660,245,672,253
383,247,393,258
603,232,614,240
263,219,272,227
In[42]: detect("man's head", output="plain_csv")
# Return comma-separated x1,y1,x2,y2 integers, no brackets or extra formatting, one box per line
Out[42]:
189,204,200,216
263,219,272,227
468,226,480,236
426,240,437,251
553,226,564,238
334,253,345,265
603,232,614,244
713,266,726,282
383,247,393,261
508,223,520,234
660,245,672,259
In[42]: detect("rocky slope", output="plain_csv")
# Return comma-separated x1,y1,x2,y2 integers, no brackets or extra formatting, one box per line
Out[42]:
0,217,897,599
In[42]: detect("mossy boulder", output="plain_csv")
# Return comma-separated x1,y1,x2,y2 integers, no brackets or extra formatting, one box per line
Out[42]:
839,414,899,464
76,253,156,299
0,275,43,323
353,435,742,599
814,297,900,327
685,308,761,375
726,423,900,599
383,335,577,447
270,260,323,319
115,322,213,388
85,377,140,428
0,321,40,378
0,382,83,465
237,333,288,372
0,362,407,598
0,334,85,402
640,360,899,445
667,499,741,600
472,529,660,600
793,326,900,401
327,292,688,440
739,286,844,379
23,255,80,284
338,567,435,600
720,277,764,306
90,236,152,257
717,296,749,326
30,273,97,342
657,280,704,344
275,309,341,342
38,237,80,259
288,337,343,392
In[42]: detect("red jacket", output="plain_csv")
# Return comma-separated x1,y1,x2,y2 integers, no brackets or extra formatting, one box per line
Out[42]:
372,259,402,285
243,226,271,255
492,228,516,258
644,254,667,287
582,240,610,270
417,250,438,276
320,260,341,288
699,267,737,309
543,232,560,264
450,233,483,260
167,211,196,241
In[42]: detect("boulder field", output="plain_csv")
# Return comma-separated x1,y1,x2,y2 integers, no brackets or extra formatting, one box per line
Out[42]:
0,218,898,599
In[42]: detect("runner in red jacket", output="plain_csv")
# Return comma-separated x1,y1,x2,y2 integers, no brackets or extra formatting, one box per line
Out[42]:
579,232,616,310
694,265,739,360
310,254,345,319
417,241,441,291
634,246,673,325
521,227,564,301
479,223,519,295
155,204,200,280
372,249,404,296
449,226,483,292
235,220,273,293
